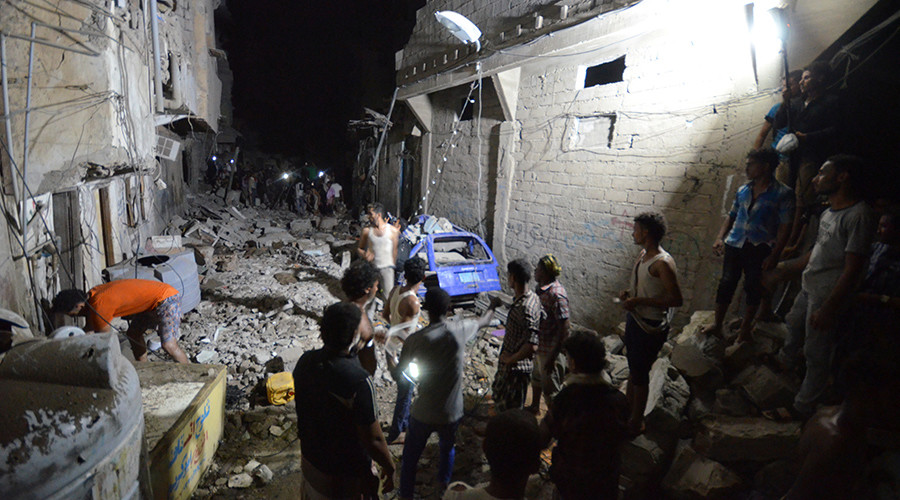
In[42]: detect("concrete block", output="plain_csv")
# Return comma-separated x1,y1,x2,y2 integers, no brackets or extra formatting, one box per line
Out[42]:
693,415,801,462
602,334,624,355
606,354,629,386
645,358,691,433
662,445,742,499
228,473,253,488
273,272,298,285
621,433,670,480
712,388,753,417
733,365,798,411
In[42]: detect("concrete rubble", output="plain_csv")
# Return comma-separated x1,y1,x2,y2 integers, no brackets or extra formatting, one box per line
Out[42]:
163,193,810,498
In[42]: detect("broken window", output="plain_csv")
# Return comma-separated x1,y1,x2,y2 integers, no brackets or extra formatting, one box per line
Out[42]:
582,55,626,88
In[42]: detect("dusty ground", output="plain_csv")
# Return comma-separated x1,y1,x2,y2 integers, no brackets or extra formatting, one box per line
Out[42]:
153,194,553,499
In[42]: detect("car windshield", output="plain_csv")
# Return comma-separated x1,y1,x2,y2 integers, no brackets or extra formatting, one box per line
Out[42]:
421,236,491,266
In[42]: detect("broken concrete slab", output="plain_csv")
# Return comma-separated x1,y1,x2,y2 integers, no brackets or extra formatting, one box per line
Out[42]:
290,219,313,233
712,388,754,417
318,217,338,231
644,358,691,433
662,444,742,499
602,334,624,355
733,364,798,411
693,415,801,462
621,433,670,480
677,310,716,340
273,272,298,285
227,473,253,488
253,464,274,484
195,350,217,364
605,353,629,386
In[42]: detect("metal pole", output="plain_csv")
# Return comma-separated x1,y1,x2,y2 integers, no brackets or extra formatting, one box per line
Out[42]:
368,87,399,181
22,23,36,260
0,34,23,212
149,0,164,113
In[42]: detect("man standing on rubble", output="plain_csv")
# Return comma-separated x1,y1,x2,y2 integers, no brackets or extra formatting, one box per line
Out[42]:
702,148,794,343
620,212,683,435
527,254,569,414
294,302,395,499
358,202,399,298
773,155,876,418
397,288,502,500
492,259,540,412
51,279,190,363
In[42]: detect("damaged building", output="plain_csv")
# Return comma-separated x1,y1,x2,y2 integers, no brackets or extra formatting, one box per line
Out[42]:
0,0,223,330
381,0,893,329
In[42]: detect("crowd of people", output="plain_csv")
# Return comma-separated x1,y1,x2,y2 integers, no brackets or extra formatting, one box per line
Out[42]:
292,59,899,500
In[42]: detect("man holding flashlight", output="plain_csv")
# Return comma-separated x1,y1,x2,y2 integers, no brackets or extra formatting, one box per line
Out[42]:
396,288,502,500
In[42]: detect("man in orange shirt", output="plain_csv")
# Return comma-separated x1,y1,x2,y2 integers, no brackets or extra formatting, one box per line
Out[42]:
52,279,190,363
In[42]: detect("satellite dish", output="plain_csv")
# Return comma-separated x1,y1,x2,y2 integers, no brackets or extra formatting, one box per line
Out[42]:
434,11,483,52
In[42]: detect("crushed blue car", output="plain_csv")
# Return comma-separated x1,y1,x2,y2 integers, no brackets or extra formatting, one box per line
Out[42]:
400,215,501,301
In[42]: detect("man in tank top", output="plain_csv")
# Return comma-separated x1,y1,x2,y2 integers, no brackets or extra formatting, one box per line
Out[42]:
358,202,400,299
381,257,427,444
619,212,683,436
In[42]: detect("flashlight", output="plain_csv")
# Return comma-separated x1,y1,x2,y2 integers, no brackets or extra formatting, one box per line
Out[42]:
318,171,324,178
403,361,420,384
230,159,235,164
282,172,290,180
211,155,217,161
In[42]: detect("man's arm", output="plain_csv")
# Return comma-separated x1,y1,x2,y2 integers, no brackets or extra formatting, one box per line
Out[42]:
475,297,503,329
713,215,736,256
763,221,793,271
754,121,773,150
356,421,395,493
501,341,536,366
546,319,570,363
810,252,867,329
357,228,373,261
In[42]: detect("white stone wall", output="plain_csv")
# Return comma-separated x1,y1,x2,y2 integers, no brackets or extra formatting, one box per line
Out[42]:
399,0,877,331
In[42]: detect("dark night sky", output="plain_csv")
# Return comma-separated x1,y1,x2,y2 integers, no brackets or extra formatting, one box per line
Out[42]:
218,1,424,167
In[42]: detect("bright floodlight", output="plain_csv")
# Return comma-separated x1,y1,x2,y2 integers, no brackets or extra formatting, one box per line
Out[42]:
408,361,420,379
435,11,482,52
281,172,289,180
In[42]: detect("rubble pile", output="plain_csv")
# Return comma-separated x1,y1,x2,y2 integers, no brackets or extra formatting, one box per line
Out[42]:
163,194,810,498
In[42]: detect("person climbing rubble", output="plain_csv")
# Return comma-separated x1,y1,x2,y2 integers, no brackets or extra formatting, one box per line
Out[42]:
50,279,190,363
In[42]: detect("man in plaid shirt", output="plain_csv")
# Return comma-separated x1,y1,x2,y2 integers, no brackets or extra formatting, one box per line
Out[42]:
492,259,540,412
527,254,570,414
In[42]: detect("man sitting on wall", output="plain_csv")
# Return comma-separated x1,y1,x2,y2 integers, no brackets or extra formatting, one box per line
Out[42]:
51,279,190,363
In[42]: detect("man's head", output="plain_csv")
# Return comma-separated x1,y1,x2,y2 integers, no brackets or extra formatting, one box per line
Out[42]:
877,207,900,245
403,257,428,286
745,148,778,181
50,289,88,316
800,61,829,96
632,212,667,246
423,287,451,320
320,302,362,351
813,154,865,198
368,203,386,225
482,410,542,485
534,254,561,285
784,69,802,99
563,330,608,374
341,260,380,302
507,258,531,288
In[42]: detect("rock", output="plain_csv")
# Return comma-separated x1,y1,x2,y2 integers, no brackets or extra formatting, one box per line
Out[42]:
753,321,789,342
274,272,298,285
602,334,624,355
201,277,225,293
753,459,797,497
605,354,629,386
277,346,306,370
318,217,338,231
723,341,756,373
712,388,753,417
693,415,801,462
187,244,215,266
232,466,243,474
340,250,351,272
621,434,670,479
244,459,261,473
215,477,228,486
733,365,798,410
264,356,285,373
670,342,723,395
251,350,272,365
195,349,217,364
678,310,716,339
254,464,274,484
217,256,237,272
644,358,691,433
616,321,627,337
269,425,284,437
228,473,253,489
290,219,313,233
662,444,742,499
